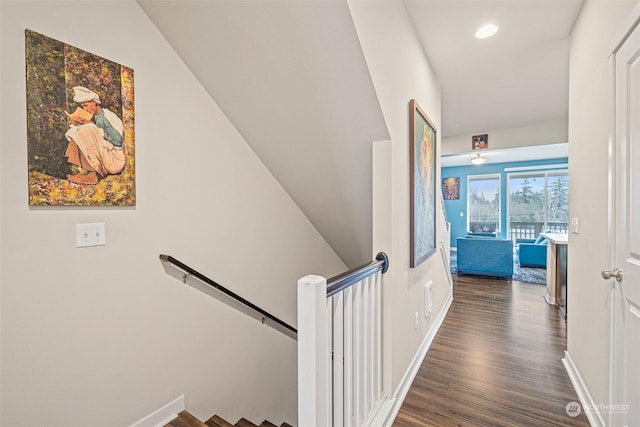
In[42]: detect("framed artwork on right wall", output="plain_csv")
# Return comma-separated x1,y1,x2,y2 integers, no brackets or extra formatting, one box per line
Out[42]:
409,99,437,268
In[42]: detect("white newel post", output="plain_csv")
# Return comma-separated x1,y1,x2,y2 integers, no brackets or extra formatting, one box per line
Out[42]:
298,274,330,426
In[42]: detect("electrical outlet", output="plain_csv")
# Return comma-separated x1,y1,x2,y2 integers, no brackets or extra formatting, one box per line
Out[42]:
414,312,419,330
571,217,579,234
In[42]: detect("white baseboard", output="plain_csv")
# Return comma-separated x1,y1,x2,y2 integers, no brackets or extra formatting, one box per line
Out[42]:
368,398,396,427
372,293,453,427
129,395,185,427
562,351,604,427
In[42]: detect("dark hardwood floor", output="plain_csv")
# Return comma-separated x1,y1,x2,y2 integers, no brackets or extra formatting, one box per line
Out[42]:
394,275,591,427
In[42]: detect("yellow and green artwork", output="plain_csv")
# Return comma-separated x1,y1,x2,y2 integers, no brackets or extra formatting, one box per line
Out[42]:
25,29,135,206
410,99,437,267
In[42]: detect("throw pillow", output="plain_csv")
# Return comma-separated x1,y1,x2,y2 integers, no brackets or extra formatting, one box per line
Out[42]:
535,235,547,245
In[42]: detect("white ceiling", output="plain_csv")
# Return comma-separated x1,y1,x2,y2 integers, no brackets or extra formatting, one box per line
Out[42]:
138,0,581,267
405,0,583,137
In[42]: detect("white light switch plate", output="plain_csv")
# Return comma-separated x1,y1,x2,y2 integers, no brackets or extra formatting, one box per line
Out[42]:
76,223,106,247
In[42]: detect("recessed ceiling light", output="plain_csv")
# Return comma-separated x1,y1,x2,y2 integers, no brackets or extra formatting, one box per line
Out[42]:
476,24,499,39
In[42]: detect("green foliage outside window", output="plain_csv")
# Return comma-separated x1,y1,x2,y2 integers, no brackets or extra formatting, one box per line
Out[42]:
509,172,569,225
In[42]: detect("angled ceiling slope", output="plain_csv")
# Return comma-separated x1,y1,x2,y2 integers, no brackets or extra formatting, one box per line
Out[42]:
138,0,390,268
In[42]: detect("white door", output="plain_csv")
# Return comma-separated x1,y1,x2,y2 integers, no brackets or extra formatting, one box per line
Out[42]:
610,16,640,427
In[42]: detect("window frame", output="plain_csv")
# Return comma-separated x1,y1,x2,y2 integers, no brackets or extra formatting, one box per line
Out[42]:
467,173,502,233
506,169,569,237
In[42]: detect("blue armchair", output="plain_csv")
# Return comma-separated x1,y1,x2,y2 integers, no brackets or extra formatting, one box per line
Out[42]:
517,237,547,268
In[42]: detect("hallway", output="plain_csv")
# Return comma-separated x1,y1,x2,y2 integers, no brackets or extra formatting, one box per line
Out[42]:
394,275,590,426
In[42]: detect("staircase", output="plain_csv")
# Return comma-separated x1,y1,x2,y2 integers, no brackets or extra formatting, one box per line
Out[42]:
165,410,293,427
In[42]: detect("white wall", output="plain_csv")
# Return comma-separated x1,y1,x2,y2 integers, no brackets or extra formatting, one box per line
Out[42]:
567,0,636,411
348,1,452,395
0,6,3,423
0,1,346,426
442,118,568,155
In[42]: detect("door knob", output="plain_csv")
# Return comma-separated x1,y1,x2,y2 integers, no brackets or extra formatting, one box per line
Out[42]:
601,268,623,282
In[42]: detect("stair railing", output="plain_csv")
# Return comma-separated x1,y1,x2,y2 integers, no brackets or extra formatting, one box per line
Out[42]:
298,252,389,426
440,190,450,232
159,254,297,340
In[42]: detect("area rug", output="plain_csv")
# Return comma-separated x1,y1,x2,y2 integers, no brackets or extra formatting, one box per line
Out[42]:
449,251,547,285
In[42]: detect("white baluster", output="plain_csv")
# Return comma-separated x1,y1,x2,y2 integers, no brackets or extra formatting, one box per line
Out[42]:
368,275,375,417
332,293,344,427
362,277,369,420
375,271,382,402
344,287,354,427
354,280,363,425
327,297,334,424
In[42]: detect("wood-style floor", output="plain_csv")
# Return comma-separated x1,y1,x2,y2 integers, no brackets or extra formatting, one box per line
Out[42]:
394,275,591,427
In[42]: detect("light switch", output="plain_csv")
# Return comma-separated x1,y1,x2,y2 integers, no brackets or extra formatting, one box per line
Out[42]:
425,281,433,317
571,217,579,234
460,211,464,217
76,223,106,247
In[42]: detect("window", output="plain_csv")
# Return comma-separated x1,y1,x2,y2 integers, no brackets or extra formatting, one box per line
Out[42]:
547,172,569,224
467,174,501,233
507,170,569,239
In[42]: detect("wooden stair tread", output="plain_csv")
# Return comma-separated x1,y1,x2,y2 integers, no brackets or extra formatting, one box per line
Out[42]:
236,418,258,427
165,410,208,427
166,411,288,427
205,415,234,427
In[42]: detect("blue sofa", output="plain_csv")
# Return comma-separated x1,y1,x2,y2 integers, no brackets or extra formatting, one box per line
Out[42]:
517,237,547,268
457,237,513,279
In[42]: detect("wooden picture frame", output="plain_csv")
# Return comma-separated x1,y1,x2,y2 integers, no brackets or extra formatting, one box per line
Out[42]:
410,99,437,267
